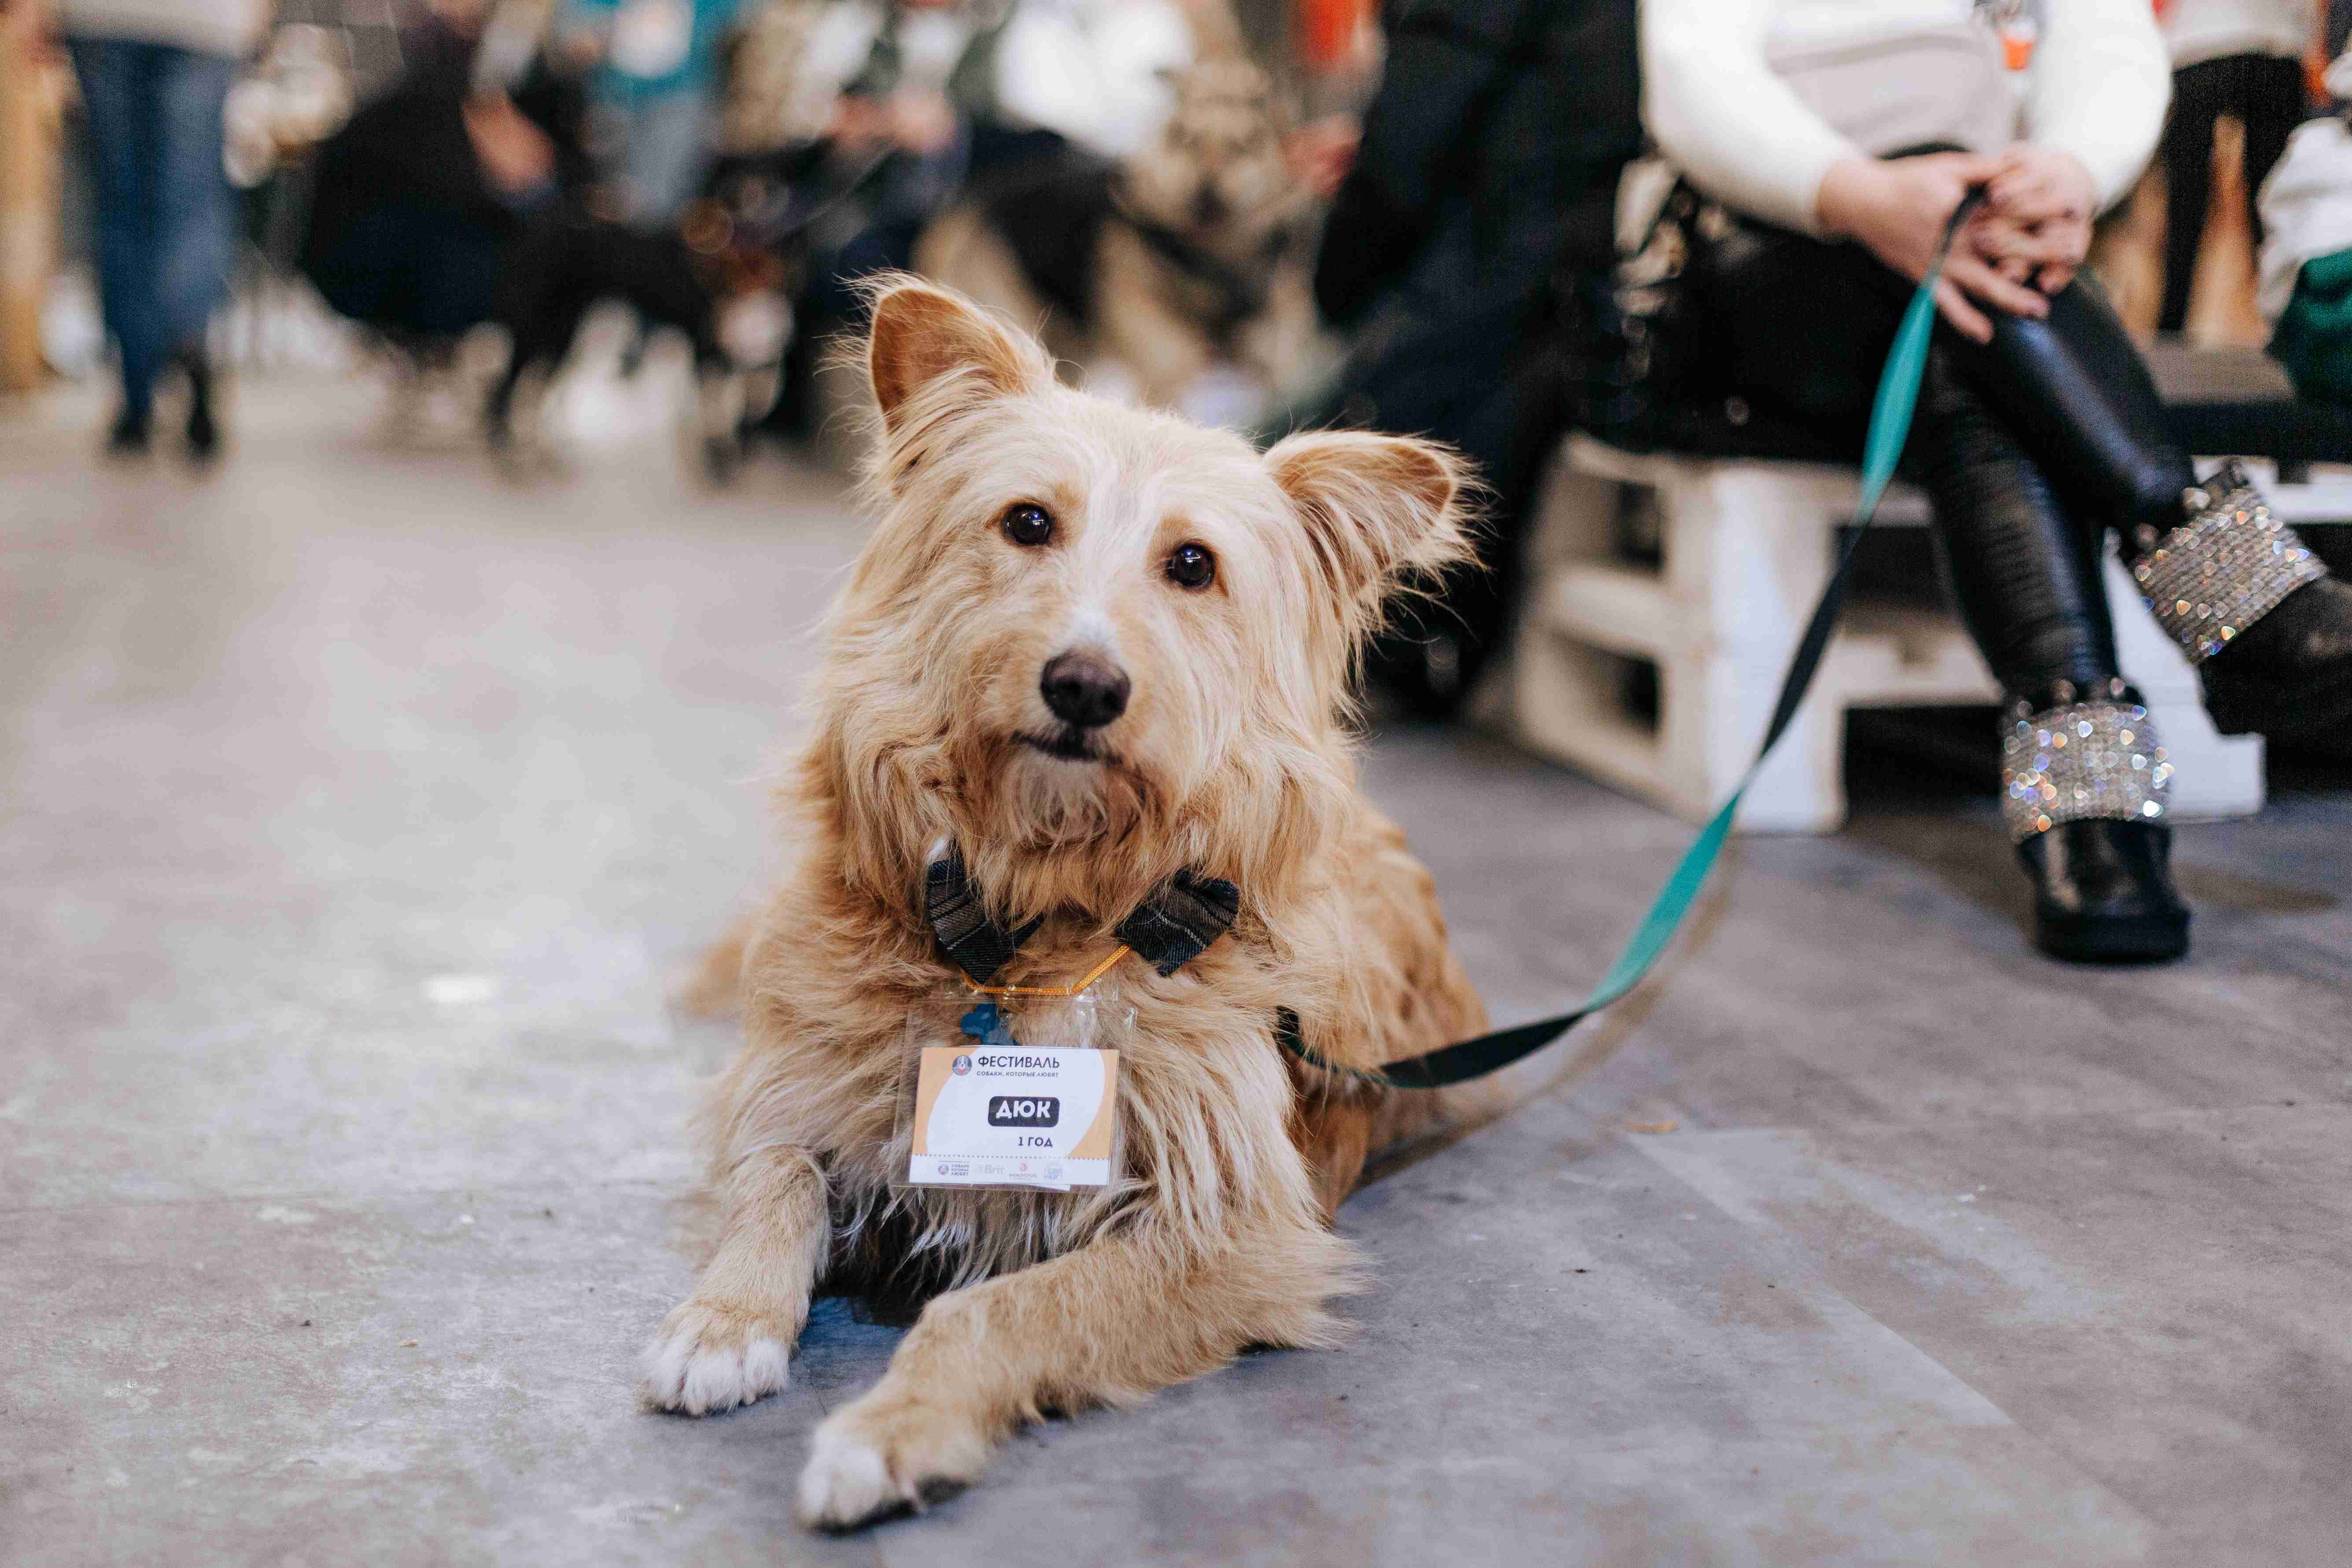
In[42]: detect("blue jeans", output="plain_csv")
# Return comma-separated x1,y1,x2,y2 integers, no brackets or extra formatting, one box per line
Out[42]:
67,38,236,417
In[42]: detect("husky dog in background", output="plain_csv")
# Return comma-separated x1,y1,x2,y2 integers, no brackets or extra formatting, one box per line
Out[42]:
915,57,1323,413
642,278,1498,1529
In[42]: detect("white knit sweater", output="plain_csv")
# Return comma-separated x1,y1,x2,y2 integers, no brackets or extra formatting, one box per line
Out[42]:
1641,0,2172,238
2164,0,2315,68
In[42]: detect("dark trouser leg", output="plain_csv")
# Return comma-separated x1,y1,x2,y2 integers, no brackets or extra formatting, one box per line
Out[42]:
2159,58,2226,335
1955,278,2352,741
148,47,236,362
150,46,235,457
1905,350,2116,697
2238,55,2309,249
69,39,164,424
1946,282,2194,553
1903,346,2186,958
1399,341,1558,710
1338,279,1547,717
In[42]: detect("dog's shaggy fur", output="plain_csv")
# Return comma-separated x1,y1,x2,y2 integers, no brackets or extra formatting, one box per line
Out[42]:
642,277,1489,1530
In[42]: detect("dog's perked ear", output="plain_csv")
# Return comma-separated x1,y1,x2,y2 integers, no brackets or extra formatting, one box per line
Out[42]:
863,275,1051,448
1263,430,1481,624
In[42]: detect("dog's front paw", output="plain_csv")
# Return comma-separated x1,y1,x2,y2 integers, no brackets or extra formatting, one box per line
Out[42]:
638,1298,796,1416
795,1391,992,1531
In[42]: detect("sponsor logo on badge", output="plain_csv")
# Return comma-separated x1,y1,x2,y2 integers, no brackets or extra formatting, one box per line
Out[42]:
952,1054,973,1075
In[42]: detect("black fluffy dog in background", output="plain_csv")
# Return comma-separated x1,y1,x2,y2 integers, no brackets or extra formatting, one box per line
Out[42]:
300,31,815,482
485,150,815,480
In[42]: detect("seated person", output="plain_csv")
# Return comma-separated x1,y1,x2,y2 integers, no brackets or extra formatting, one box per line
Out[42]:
1636,0,2352,963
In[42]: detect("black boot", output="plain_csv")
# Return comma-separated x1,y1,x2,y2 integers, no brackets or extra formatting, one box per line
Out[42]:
181,345,219,464
2127,464,2351,747
2003,684,2190,964
106,402,151,457
2017,821,2190,963
2198,579,2352,746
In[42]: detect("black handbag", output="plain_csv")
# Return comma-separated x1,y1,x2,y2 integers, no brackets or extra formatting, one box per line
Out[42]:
1548,170,1729,444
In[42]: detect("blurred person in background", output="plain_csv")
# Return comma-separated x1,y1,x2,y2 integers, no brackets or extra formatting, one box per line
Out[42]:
758,0,1186,440
2259,46,2352,398
1307,0,1641,717
54,0,268,458
1637,0,2352,963
559,0,741,225
2158,0,2318,334
299,0,583,352
753,0,987,439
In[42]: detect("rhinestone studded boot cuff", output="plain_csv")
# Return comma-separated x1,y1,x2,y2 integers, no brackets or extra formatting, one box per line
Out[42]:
2001,690,2172,843
2131,463,2328,664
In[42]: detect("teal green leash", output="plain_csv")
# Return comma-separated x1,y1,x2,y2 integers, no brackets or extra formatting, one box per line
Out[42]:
1285,194,1983,1090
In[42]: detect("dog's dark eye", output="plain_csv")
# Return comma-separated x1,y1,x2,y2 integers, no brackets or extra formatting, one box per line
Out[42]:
1165,542,1217,590
1002,504,1054,547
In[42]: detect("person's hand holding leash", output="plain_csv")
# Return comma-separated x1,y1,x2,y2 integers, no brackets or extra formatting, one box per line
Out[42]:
1817,151,2047,342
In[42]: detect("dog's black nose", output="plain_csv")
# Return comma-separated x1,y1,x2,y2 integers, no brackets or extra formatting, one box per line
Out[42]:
1040,651,1130,729
1191,186,1228,228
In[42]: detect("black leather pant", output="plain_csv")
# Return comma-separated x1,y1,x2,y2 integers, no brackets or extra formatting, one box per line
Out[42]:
1693,223,2193,702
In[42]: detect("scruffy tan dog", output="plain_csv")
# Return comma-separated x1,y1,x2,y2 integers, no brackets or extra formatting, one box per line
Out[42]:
641,277,1488,1530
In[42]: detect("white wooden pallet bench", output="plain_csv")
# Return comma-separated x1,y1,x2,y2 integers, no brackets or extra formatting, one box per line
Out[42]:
1509,433,2349,834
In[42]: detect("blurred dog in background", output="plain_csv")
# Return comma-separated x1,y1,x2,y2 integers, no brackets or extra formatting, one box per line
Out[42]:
915,57,1321,413
486,151,807,481
299,52,806,482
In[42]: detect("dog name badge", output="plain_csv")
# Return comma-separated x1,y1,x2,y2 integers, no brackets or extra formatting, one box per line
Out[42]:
904,1043,1119,1192
901,995,1122,1193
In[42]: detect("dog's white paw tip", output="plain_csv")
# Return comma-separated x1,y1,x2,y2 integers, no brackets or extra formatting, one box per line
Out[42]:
796,1425,899,1531
638,1308,791,1416
794,1409,979,1532
688,1339,788,1415
637,1338,693,1411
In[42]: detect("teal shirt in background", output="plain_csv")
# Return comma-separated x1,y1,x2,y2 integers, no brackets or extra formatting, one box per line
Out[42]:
569,0,742,101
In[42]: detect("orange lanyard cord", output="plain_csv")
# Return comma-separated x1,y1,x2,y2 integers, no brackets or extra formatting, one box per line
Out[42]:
964,944,1132,998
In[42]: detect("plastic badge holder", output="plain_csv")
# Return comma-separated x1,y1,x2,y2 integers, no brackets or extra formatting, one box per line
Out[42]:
893,986,1132,1194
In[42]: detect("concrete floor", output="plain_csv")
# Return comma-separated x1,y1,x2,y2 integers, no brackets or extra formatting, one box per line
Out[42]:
4,373,2350,1568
